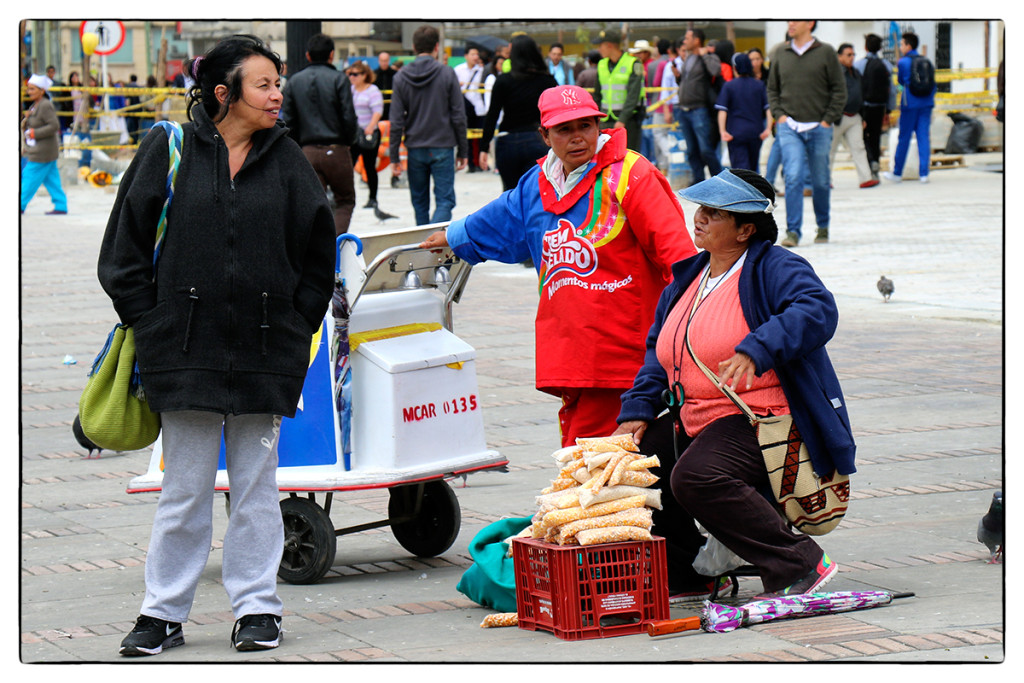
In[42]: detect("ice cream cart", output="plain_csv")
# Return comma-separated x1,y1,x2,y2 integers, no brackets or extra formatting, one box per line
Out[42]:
127,225,508,584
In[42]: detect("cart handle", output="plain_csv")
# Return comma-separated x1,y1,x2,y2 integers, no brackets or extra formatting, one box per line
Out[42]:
352,241,470,329
336,234,364,273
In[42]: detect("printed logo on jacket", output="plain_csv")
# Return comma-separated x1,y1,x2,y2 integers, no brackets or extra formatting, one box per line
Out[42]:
539,218,633,300
538,156,639,300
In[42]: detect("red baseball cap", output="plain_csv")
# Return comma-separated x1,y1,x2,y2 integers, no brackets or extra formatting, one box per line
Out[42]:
538,85,605,128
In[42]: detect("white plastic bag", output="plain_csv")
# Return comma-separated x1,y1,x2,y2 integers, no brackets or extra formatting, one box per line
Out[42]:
692,533,746,576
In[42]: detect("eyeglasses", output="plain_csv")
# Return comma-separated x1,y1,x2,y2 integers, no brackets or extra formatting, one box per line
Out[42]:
347,72,360,77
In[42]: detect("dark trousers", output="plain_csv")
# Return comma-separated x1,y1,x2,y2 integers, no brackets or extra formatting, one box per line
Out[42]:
495,130,549,192
350,141,381,203
726,137,763,172
640,412,822,593
302,144,355,235
464,99,482,170
862,105,886,167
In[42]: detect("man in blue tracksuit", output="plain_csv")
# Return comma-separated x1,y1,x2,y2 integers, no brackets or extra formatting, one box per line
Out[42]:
883,32,936,183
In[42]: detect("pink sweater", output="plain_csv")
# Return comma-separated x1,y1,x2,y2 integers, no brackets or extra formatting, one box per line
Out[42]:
655,267,789,436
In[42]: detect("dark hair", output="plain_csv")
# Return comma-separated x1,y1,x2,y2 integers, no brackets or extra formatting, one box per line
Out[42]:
688,28,706,46
864,33,882,53
902,32,919,50
413,25,440,54
550,41,564,51
69,71,81,86
837,43,854,55
714,39,734,64
588,50,601,66
348,60,375,84
749,48,769,81
306,33,334,63
509,34,547,79
185,34,282,123
727,169,779,244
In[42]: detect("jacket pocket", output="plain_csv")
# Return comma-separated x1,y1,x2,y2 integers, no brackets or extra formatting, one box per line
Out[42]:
238,292,311,376
133,286,214,372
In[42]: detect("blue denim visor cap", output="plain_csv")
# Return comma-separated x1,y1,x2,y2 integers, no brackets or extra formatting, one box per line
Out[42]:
677,169,774,214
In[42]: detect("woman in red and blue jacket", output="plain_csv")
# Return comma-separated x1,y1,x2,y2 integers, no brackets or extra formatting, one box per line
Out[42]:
420,85,696,447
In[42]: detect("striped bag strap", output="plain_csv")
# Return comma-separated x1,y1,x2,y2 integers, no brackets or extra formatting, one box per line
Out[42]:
150,121,183,275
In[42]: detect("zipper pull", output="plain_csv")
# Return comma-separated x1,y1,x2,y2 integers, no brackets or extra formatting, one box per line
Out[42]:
260,292,270,355
182,287,199,353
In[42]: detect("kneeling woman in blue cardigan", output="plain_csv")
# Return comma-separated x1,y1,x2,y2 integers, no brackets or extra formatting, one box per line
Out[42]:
615,168,855,602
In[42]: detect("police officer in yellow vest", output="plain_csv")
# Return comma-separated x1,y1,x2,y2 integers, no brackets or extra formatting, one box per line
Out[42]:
592,28,646,151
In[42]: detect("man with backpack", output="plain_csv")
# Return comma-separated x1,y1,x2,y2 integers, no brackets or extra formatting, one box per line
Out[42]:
883,31,936,184
855,33,895,180
675,28,723,184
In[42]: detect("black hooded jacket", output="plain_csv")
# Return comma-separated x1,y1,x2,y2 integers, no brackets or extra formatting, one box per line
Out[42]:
97,105,336,417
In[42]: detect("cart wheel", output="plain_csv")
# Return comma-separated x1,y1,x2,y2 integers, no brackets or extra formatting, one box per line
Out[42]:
278,496,337,585
389,480,461,557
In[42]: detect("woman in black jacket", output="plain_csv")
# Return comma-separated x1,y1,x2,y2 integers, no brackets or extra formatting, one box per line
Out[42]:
480,34,558,191
99,35,335,657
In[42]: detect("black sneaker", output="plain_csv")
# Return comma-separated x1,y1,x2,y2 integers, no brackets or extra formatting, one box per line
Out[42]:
231,613,282,651
119,615,184,656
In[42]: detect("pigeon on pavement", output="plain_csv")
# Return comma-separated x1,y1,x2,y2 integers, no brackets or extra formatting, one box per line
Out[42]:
72,414,102,459
877,275,894,302
977,490,1003,564
374,205,398,222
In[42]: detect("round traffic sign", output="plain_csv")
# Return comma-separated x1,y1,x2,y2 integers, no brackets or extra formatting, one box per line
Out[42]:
79,21,126,56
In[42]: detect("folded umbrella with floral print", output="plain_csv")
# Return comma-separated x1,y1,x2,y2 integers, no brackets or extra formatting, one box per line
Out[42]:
648,591,914,637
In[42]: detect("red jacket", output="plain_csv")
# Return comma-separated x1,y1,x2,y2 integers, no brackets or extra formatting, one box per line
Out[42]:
447,129,697,391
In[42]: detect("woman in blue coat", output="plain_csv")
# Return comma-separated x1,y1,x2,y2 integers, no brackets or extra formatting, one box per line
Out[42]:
616,168,854,600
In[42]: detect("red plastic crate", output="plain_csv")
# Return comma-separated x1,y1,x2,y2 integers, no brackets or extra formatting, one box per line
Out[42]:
512,536,669,640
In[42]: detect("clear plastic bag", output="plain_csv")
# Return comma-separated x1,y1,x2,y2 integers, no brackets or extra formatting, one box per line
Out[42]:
692,533,746,576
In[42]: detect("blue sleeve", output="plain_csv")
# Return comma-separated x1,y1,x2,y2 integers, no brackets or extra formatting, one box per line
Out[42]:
736,249,839,375
617,285,676,423
715,82,731,110
897,56,910,87
445,182,532,265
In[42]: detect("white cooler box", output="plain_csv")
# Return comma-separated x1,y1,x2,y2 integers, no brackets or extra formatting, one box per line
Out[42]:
350,327,488,471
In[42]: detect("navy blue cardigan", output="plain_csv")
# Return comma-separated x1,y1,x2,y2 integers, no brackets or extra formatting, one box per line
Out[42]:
618,239,856,476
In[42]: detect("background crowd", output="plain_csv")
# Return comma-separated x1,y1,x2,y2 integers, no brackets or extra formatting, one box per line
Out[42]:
21,22,962,245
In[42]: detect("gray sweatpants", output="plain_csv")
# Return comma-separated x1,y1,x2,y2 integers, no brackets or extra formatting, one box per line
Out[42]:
140,411,284,623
